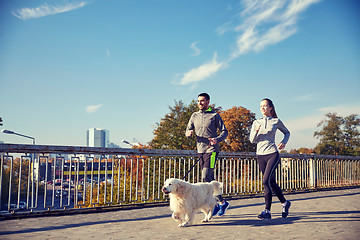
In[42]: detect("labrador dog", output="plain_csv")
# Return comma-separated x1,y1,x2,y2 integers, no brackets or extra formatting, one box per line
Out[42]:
162,178,223,227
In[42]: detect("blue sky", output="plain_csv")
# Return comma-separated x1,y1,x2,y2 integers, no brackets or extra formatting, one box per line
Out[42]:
0,0,359,150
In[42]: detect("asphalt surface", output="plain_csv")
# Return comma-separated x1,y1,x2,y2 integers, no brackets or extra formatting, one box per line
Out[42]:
0,188,359,240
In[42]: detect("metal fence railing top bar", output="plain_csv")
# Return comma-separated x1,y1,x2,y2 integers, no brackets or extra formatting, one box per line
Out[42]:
2,144,360,160
0,144,198,157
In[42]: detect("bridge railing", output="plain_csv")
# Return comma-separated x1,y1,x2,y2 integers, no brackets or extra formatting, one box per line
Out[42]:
1,143,359,216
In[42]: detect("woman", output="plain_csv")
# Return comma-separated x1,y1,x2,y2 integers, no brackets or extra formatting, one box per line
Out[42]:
250,98,291,219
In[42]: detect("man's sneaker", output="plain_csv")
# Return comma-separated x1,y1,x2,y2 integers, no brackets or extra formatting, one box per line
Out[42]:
258,209,271,219
282,200,291,218
212,204,221,216
218,201,230,216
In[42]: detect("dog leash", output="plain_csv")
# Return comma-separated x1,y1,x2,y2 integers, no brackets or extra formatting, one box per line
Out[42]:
181,158,200,180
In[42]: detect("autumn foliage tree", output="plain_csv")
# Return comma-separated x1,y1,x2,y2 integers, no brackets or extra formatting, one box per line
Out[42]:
289,148,314,154
150,100,256,152
1,158,32,204
219,106,256,152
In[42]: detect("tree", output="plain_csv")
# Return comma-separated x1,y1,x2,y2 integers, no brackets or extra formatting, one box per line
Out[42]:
150,100,224,150
219,106,256,152
343,114,360,155
150,101,256,152
150,100,198,150
150,100,255,152
1,158,31,204
289,148,314,154
314,113,360,156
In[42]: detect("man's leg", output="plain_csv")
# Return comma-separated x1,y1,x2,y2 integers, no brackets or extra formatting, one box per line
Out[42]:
202,167,214,182
202,152,230,216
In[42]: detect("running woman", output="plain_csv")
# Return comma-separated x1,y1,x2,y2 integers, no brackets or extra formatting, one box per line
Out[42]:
250,98,291,219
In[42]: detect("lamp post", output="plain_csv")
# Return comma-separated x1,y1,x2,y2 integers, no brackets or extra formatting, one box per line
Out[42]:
1,129,37,207
122,140,134,147
1,129,35,144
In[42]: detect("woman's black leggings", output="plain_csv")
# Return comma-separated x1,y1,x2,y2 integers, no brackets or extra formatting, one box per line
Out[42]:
257,152,286,210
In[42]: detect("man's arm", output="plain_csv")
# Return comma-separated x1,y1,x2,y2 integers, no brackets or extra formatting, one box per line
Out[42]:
185,113,195,137
214,114,228,143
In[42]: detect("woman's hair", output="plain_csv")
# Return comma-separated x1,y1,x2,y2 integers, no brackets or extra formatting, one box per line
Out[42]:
261,98,278,118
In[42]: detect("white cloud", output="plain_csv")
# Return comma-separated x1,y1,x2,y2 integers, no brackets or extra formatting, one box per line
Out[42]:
284,102,360,149
175,53,224,86
215,21,233,35
232,0,320,58
86,104,103,113
286,114,322,133
284,0,321,19
231,27,258,58
254,18,297,52
190,41,201,56
318,104,360,116
176,0,321,86
287,103,360,133
292,93,317,102
285,131,318,150
12,1,88,20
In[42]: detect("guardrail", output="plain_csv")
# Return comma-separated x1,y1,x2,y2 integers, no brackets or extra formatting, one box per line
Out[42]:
1,143,360,217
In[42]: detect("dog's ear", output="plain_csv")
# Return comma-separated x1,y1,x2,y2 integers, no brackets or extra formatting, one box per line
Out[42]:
175,181,185,194
175,180,190,197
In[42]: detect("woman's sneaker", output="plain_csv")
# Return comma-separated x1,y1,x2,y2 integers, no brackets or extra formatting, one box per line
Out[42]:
258,209,271,219
282,200,291,218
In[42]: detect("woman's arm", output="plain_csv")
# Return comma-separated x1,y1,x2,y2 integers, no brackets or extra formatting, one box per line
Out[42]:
277,119,290,148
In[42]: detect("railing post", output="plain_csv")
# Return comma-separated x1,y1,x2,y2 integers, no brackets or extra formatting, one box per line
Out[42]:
309,154,317,189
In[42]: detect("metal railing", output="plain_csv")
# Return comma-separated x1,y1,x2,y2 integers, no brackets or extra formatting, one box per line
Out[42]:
1,143,360,217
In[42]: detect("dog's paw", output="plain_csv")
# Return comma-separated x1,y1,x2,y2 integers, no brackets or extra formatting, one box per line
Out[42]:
179,222,189,227
201,219,209,223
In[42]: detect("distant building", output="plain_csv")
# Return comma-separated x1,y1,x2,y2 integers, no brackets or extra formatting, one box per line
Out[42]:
108,142,120,148
87,128,110,147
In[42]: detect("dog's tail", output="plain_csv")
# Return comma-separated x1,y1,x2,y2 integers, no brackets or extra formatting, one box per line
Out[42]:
210,181,223,196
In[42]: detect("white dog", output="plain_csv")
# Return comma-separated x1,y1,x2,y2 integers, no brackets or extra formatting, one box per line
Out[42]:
162,178,223,227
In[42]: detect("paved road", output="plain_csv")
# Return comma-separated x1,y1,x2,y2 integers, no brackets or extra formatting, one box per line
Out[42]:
0,188,359,240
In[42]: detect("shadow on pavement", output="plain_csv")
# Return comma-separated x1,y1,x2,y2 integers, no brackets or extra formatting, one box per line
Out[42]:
0,213,171,236
229,190,360,210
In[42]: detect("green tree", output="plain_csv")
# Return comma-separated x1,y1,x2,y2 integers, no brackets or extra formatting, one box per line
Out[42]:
150,100,198,150
150,100,222,150
343,114,360,155
314,113,360,156
219,106,256,152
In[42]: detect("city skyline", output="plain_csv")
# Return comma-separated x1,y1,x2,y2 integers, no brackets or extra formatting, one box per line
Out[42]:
0,0,359,151
86,128,110,148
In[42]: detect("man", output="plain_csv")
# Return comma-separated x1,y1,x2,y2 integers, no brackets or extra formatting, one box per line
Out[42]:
185,92,230,216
